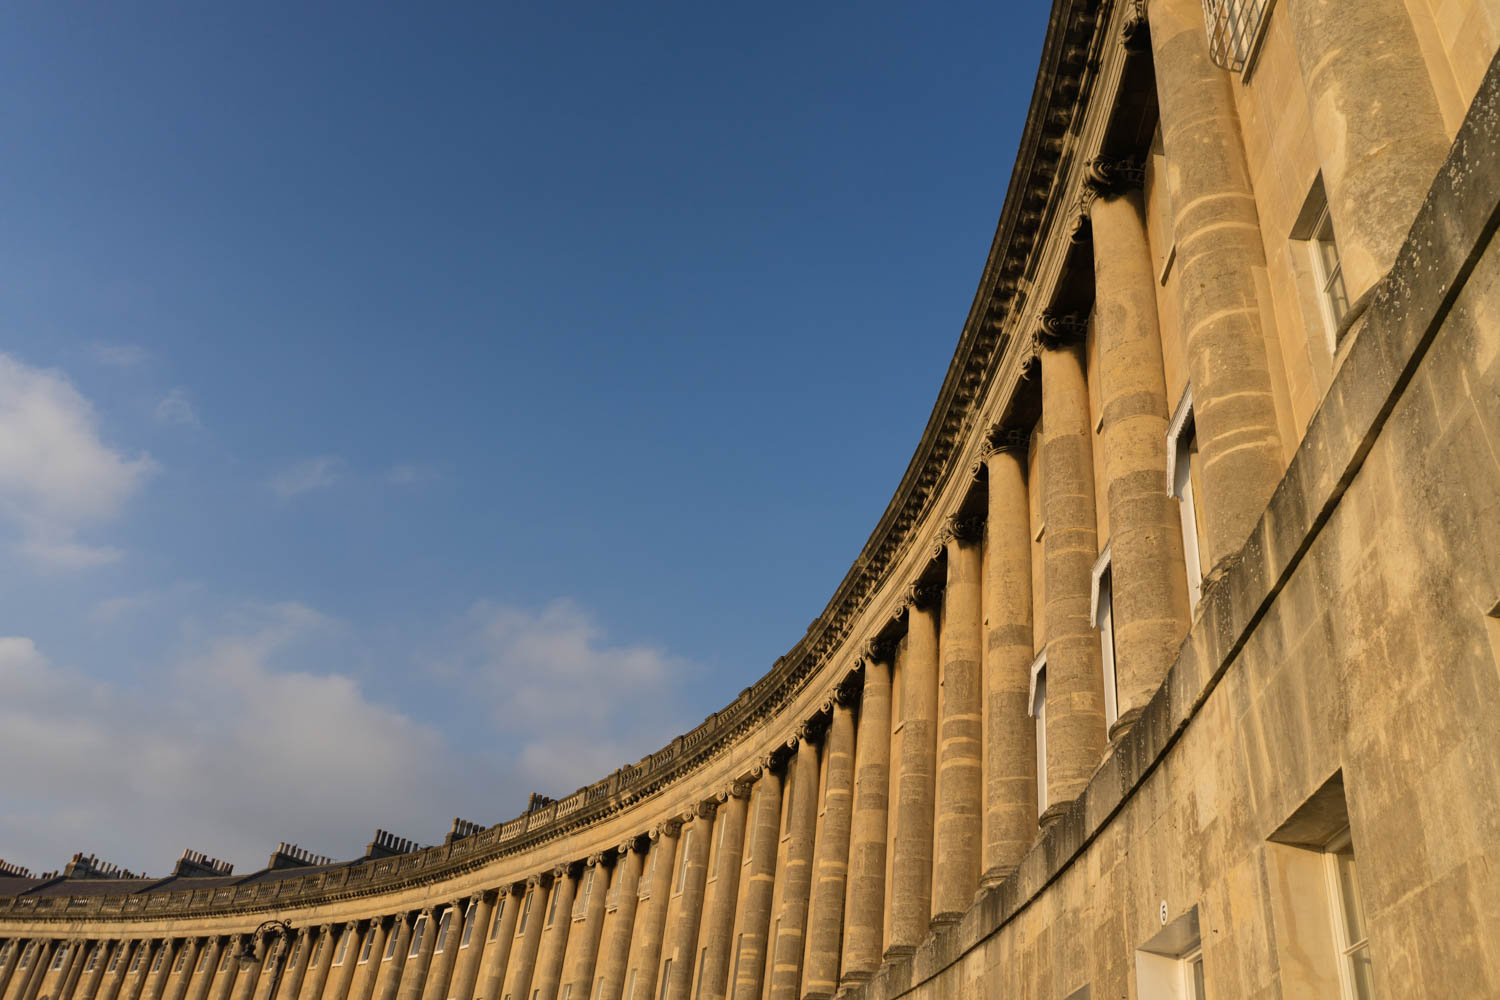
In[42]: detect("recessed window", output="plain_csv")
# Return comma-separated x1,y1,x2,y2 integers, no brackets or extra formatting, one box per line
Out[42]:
1325,828,1375,1000
694,948,707,998
383,927,401,962
1029,651,1048,815
335,932,352,968
517,891,533,936
675,830,692,895
624,969,636,1000
729,934,742,994
489,899,506,942
546,884,561,928
307,937,323,970
1091,545,1118,729
287,939,302,970
559,987,571,1000
130,947,143,974
1166,387,1206,609
578,868,596,919
358,930,375,965
460,902,477,949
409,915,427,959
1135,905,1207,999
657,959,672,1000
107,947,120,974
84,946,99,974
219,948,233,973
1202,0,1271,72
173,948,188,974
434,911,451,955
149,948,162,973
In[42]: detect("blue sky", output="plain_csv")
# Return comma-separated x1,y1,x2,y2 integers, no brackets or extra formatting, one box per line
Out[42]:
0,2,1047,876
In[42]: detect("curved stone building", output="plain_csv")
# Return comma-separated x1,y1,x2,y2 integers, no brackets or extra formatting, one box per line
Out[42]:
6,1,1500,997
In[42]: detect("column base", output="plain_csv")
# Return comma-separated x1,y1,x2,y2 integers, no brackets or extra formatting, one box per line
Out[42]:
801,992,835,1000
1038,801,1071,830
929,912,963,930
979,864,1017,889
881,945,915,963
837,970,874,990
1107,706,1144,744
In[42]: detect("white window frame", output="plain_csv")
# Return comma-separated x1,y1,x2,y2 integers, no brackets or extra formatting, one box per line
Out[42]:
335,932,352,968
1201,0,1274,76
383,926,401,962
674,830,692,896
1307,203,1350,351
1029,650,1048,815
1323,827,1375,1000
546,883,560,928
1135,905,1206,999
1166,385,1203,610
517,891,534,936
433,910,450,955
1090,543,1118,729
489,899,506,942
107,947,120,974
307,937,322,971
173,947,188,974
130,947,143,974
460,902,477,949
149,947,162,973
657,959,672,1000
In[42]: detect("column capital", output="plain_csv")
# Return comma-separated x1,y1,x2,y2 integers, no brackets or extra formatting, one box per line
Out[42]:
935,514,984,556
1035,310,1088,351
1120,0,1149,50
651,817,683,840
693,799,718,821
1082,155,1146,201
861,634,897,665
726,778,753,800
984,424,1030,458
616,834,648,856
905,578,942,612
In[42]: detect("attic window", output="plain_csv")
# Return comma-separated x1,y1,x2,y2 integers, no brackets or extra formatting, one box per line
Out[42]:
1202,0,1270,72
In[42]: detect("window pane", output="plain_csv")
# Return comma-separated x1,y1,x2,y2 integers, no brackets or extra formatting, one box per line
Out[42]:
1335,846,1366,943
1191,955,1207,1000
1348,943,1376,1000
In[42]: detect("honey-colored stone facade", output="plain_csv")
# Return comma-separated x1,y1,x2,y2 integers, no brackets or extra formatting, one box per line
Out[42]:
6,1,1500,998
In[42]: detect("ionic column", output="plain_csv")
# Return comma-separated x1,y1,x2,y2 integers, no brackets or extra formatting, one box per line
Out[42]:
99,942,137,1000
768,726,820,1000
1286,0,1451,299
190,940,222,1000
840,644,892,985
325,925,363,1000
663,804,715,1000
421,905,464,1000
208,939,241,1000
1038,323,1107,816
253,937,294,1000
296,930,333,1000
730,761,783,1000
695,782,750,1000
395,911,437,1000
143,940,176,1000
477,886,524,1000
122,941,159,1000
378,914,417,1000
0,939,24,1000
353,921,391,1000
560,856,611,1000
533,867,577,1000
165,940,203,1000
803,691,857,999
934,516,984,920
981,434,1038,880
888,584,940,954
1083,163,1192,736
79,941,118,1000
229,939,261,1000
276,932,311,1000
58,939,92,1000
1146,0,1285,568
626,822,679,1000
503,876,551,1000
19,940,58,1000
595,843,645,1000
448,897,492,1000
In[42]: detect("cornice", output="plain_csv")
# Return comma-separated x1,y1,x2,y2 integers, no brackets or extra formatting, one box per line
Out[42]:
0,0,1119,930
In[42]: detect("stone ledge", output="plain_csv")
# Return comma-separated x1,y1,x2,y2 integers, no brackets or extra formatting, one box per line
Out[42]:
846,37,1500,1000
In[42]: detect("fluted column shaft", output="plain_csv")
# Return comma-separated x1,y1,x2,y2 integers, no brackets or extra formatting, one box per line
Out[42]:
696,787,749,1000
0,939,23,1000
1287,0,1450,299
449,897,492,1000
840,653,891,983
889,596,939,953
421,905,464,1000
21,940,59,1000
596,847,645,1000
1039,337,1106,815
296,930,332,1000
477,889,523,1000
325,926,363,1000
561,859,611,1000
768,732,820,1000
804,700,856,998
626,827,678,1000
1146,0,1284,568
982,443,1039,878
934,526,983,919
730,766,783,1000
396,910,438,1000
663,809,714,1000
533,871,576,1000
504,879,551,1000
80,941,118,1000
1089,184,1191,734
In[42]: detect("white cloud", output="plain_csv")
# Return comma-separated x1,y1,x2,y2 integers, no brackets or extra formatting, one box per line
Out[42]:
269,457,342,498
154,388,200,427
88,343,148,368
0,353,156,568
0,607,494,876
89,582,203,624
438,599,694,794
